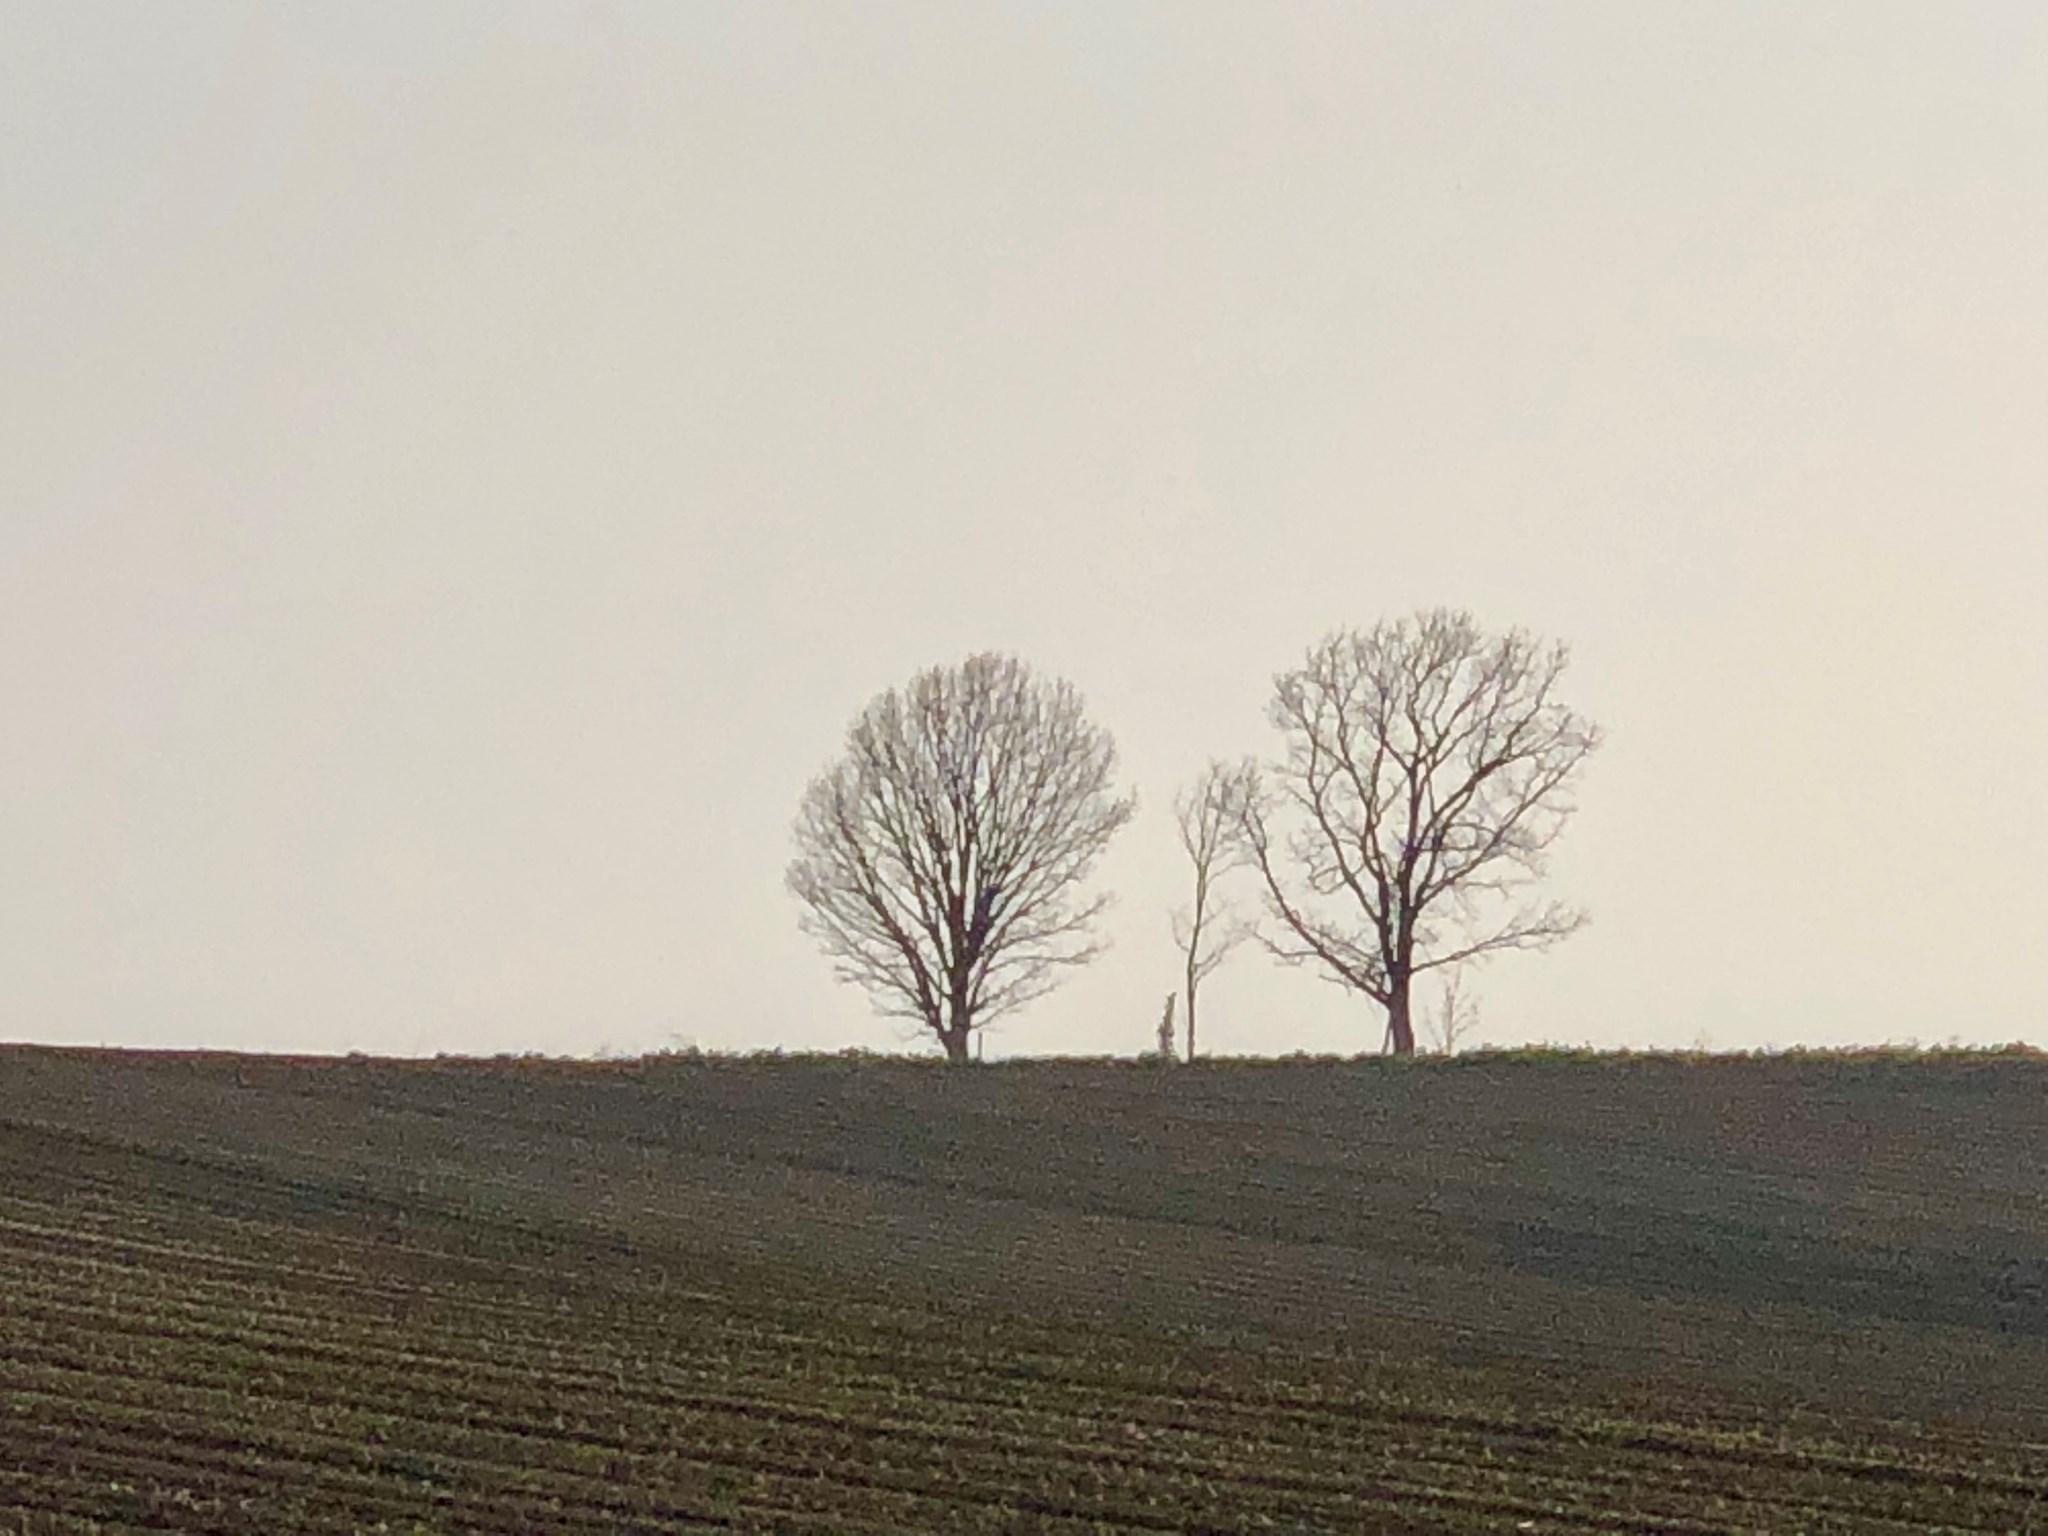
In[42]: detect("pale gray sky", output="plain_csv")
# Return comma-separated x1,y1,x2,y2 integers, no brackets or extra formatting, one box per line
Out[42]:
5,2,2045,1059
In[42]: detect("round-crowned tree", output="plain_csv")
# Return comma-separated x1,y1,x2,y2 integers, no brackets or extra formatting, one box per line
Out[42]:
788,654,1136,1063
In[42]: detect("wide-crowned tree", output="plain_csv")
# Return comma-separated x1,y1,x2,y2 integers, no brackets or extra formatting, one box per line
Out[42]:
1237,609,1601,1055
788,653,1136,1063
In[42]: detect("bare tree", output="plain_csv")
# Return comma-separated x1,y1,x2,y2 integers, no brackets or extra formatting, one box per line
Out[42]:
1170,760,1251,1063
1237,609,1601,1056
788,653,1136,1064
1428,968,1481,1056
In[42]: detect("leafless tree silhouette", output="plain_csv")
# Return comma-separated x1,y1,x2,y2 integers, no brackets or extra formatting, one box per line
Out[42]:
1428,968,1481,1056
1236,609,1601,1056
1170,760,1252,1062
788,654,1136,1064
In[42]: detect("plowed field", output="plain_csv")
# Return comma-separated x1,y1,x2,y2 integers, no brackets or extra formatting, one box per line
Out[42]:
2,1046,2043,1532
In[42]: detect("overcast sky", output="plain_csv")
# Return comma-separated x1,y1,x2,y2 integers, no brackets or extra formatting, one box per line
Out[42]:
5,2,2045,1059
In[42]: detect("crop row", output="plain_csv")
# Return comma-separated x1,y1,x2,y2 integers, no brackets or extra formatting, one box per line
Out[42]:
6,1124,2046,1533
5,1295,2036,1521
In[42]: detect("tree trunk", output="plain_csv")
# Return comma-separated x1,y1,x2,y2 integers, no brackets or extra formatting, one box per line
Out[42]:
941,991,976,1065
1184,957,1198,1064
1385,981,1416,1057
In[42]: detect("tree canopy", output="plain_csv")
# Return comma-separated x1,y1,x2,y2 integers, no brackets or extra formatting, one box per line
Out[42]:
788,653,1135,1063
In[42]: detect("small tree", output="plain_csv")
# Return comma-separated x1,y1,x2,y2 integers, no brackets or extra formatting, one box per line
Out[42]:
788,654,1136,1064
1238,609,1600,1056
1170,760,1251,1062
1428,968,1480,1056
